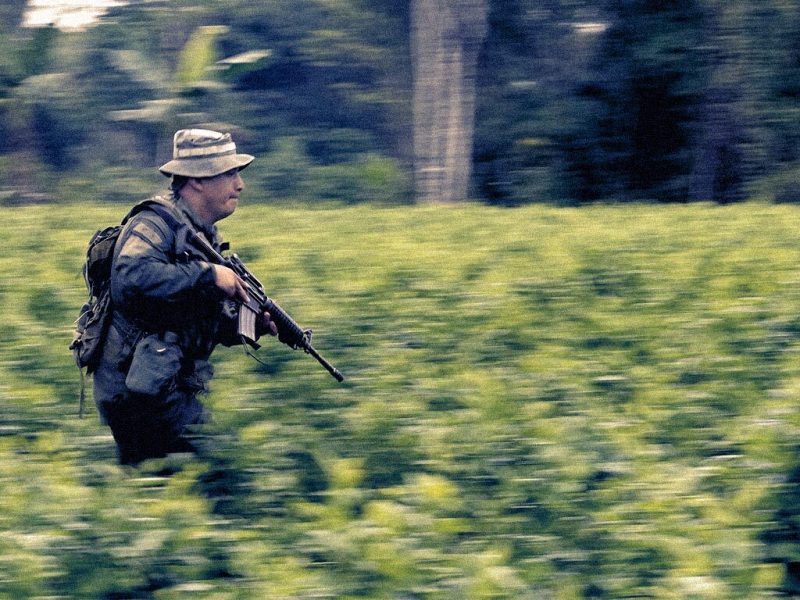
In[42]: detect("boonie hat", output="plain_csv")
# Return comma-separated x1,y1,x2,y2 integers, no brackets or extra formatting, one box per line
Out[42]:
159,128,254,178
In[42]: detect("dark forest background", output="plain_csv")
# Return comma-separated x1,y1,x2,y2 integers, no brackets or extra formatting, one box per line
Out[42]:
3,0,800,206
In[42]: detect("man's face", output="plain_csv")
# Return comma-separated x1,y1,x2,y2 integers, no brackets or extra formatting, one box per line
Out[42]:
199,168,244,223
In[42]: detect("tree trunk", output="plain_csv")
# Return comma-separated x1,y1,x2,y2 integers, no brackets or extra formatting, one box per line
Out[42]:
411,0,487,203
688,7,745,203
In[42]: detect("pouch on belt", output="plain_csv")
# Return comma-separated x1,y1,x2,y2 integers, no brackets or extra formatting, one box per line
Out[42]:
125,331,182,396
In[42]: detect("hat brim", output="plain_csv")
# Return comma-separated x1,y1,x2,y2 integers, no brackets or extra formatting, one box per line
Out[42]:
159,153,254,178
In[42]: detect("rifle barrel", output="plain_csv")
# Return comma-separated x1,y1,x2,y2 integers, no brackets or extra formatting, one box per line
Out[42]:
305,344,345,382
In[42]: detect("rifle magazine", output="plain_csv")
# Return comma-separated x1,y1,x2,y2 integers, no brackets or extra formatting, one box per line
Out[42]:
238,303,259,344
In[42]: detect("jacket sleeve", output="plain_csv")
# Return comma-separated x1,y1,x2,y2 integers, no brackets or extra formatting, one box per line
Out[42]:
111,212,221,311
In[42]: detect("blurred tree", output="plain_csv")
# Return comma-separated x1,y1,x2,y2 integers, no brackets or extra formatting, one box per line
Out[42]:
747,1,800,202
411,0,488,203
769,4,800,163
78,4,239,171
110,23,233,166
217,0,412,200
683,1,800,204
474,0,600,205
566,0,708,202
0,0,26,33
686,2,747,203
0,0,55,149
0,18,64,190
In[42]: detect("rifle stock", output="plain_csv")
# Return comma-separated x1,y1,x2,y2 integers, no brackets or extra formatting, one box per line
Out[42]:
188,231,344,382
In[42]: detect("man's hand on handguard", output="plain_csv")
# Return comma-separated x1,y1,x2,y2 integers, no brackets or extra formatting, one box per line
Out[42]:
257,311,279,337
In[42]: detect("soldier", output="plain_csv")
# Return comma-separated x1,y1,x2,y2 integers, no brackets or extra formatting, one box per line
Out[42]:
92,128,277,465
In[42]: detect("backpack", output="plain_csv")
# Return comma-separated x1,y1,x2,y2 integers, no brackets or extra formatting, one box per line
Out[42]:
70,199,182,413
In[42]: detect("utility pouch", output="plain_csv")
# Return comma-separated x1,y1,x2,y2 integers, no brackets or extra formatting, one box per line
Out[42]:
125,331,182,396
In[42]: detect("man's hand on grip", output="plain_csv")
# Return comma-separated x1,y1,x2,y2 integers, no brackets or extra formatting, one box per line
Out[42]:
212,264,249,303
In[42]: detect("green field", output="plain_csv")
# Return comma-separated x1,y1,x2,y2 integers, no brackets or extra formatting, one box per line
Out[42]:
2,201,800,598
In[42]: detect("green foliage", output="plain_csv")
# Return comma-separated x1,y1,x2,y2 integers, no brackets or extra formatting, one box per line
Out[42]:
1,201,799,596
254,136,412,203
176,25,228,90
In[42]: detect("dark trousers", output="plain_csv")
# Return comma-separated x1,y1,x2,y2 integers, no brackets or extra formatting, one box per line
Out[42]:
102,387,206,465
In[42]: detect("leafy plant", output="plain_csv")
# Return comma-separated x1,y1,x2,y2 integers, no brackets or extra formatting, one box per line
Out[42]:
0,201,798,597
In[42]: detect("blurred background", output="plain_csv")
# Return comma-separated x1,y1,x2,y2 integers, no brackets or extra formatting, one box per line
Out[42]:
5,1,800,599
3,0,800,207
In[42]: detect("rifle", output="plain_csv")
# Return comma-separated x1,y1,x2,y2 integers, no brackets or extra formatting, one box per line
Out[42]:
187,231,345,382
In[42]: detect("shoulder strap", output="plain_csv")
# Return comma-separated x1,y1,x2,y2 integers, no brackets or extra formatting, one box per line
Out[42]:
124,197,183,232
122,198,191,253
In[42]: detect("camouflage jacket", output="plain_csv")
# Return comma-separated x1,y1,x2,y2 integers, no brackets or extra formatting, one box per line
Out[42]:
93,195,240,407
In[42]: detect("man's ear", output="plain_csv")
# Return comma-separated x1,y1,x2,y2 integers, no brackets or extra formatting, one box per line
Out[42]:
187,177,204,192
